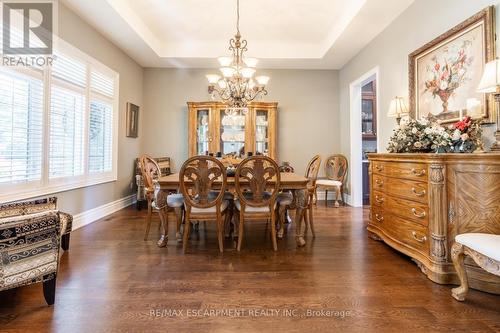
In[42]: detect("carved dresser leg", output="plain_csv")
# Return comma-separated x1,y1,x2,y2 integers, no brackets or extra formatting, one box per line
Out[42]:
451,242,468,301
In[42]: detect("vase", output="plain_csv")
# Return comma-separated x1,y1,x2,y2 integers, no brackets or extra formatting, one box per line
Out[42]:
437,90,452,113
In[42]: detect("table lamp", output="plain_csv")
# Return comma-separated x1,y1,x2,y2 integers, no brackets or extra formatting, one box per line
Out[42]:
387,97,408,125
477,58,500,151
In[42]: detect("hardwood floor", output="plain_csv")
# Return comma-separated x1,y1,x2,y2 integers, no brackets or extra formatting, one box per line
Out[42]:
0,204,498,332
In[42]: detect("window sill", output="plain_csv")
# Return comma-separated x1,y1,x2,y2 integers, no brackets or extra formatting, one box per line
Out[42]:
0,174,117,204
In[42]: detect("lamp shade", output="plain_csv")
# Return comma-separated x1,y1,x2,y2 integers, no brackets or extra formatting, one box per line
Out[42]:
477,59,500,93
255,75,270,86
387,97,408,118
206,74,221,84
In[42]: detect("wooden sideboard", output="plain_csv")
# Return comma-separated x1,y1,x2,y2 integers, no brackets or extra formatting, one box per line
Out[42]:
187,101,278,159
367,153,500,294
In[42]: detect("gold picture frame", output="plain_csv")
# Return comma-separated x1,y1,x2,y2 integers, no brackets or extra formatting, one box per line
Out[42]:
409,6,496,124
126,102,139,138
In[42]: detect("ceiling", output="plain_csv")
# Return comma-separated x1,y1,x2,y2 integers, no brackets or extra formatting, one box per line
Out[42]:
61,0,415,69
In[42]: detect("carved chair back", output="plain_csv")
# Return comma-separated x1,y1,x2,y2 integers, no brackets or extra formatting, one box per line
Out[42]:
325,154,348,182
140,154,161,198
179,156,227,210
235,156,280,208
305,155,322,187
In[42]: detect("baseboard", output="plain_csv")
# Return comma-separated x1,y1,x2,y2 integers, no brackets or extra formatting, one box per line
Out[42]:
72,194,137,230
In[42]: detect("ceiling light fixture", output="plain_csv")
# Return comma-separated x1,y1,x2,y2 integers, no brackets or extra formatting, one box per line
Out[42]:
206,0,269,116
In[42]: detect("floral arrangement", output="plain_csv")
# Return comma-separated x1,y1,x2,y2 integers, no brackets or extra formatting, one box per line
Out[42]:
449,116,483,153
387,116,482,154
424,41,473,113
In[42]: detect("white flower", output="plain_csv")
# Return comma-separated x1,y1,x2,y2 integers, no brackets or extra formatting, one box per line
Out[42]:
443,132,450,139
412,127,418,134
452,129,461,141
419,118,429,126
424,127,432,135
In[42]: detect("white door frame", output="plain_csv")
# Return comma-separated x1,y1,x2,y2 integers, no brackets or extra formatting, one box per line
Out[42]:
349,67,380,207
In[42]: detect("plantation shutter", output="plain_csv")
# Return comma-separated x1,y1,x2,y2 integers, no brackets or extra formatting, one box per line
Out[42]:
49,53,86,178
0,70,43,184
89,69,114,173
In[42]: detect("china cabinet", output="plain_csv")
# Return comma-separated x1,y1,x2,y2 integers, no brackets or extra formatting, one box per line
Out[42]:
187,101,278,159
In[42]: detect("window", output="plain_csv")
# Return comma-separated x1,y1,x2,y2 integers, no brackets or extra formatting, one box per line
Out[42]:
0,40,119,202
0,70,43,184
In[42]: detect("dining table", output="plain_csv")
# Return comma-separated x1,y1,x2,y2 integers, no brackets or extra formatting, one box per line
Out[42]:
154,172,310,247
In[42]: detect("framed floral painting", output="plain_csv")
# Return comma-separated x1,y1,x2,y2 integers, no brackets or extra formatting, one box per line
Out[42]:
409,6,495,124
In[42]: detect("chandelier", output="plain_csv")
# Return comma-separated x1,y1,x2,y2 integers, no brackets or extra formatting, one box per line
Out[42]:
206,0,269,115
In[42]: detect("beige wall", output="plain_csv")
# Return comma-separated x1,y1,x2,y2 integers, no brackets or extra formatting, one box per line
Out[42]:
52,4,144,215
339,0,499,195
142,68,339,176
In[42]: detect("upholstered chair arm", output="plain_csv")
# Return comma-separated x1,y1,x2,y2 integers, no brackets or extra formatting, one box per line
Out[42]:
58,211,73,236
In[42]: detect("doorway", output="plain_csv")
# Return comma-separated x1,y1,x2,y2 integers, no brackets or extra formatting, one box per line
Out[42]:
349,67,379,207
361,78,377,205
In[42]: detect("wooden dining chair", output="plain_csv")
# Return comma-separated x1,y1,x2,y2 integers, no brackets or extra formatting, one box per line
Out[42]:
234,156,280,251
179,156,229,253
140,154,183,245
315,154,348,207
277,155,321,238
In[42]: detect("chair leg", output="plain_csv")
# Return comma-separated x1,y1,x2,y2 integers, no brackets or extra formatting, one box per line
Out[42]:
270,211,277,251
334,187,340,208
61,234,70,251
174,207,183,241
313,187,318,206
277,204,286,239
325,189,328,207
144,198,153,241
157,208,168,247
183,213,191,254
308,199,315,238
451,243,469,301
237,210,244,251
43,275,57,306
217,211,224,253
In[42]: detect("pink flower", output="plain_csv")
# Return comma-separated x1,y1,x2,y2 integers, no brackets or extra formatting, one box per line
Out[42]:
461,133,469,141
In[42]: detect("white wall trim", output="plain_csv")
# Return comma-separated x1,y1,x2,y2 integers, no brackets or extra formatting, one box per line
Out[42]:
349,66,379,208
72,194,136,230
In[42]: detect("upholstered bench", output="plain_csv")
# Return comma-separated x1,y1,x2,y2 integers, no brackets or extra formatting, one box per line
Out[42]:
451,233,500,301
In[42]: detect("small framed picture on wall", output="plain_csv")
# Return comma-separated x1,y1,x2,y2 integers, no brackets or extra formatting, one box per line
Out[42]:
126,102,139,138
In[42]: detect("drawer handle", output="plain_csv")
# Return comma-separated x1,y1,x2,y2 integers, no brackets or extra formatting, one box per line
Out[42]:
411,231,427,243
375,214,384,222
411,208,426,218
411,168,426,177
375,195,384,204
375,179,384,186
411,187,426,197
375,165,384,172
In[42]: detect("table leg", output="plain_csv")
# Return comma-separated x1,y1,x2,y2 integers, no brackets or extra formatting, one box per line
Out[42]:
294,189,307,247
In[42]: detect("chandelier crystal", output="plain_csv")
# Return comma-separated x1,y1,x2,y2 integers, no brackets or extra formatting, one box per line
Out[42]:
206,0,269,115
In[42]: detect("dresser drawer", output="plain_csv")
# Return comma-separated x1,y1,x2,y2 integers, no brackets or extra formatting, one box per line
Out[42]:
372,161,428,181
372,190,429,226
371,207,429,255
372,175,428,204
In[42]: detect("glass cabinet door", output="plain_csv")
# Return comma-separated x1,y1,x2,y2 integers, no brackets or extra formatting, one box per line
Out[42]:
219,109,246,156
196,109,210,155
254,109,269,156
